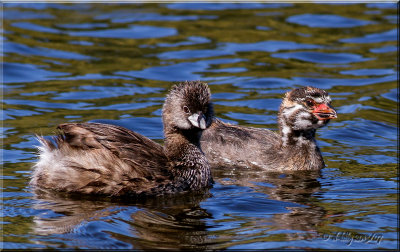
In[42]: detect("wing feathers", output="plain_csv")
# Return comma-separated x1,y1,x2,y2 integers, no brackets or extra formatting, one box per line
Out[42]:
32,123,169,196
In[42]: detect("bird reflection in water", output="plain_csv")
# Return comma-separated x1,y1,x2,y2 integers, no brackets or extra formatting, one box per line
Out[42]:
32,168,328,249
31,189,213,250
212,168,328,243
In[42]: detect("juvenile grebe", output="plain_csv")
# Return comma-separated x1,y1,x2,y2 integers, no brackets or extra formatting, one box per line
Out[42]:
200,86,337,171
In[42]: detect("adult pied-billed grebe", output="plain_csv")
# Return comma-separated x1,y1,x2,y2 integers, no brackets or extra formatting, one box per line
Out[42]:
200,86,337,171
30,81,214,197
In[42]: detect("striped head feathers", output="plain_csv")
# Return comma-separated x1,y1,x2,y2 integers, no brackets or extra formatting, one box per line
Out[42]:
279,86,337,133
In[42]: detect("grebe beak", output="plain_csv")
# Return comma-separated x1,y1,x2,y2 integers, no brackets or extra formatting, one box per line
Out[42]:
313,103,337,120
188,112,207,129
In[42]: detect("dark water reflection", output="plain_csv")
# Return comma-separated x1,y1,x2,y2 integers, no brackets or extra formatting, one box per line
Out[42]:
1,2,398,250
31,190,212,250
29,171,323,250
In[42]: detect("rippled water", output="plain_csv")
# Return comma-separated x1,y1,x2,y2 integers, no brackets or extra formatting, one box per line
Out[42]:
1,2,398,250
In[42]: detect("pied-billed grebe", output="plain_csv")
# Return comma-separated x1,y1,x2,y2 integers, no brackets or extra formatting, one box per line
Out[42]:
200,86,337,171
30,81,214,197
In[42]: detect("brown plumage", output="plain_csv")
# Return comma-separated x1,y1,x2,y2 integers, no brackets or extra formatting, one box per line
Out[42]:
200,86,337,171
30,81,214,197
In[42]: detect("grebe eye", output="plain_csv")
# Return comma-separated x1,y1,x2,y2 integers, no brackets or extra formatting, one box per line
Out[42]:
305,99,314,107
183,106,190,114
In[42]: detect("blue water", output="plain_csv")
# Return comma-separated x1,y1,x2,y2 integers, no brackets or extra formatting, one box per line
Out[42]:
1,2,398,250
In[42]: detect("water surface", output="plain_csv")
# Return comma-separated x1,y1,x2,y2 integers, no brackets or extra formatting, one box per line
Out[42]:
1,2,398,250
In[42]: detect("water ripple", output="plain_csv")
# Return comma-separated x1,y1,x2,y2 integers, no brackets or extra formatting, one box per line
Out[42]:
287,14,375,28
340,28,397,43
271,51,372,64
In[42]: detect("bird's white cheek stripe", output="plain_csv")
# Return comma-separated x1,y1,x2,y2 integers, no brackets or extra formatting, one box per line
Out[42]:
294,112,312,130
283,104,303,118
297,111,311,118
